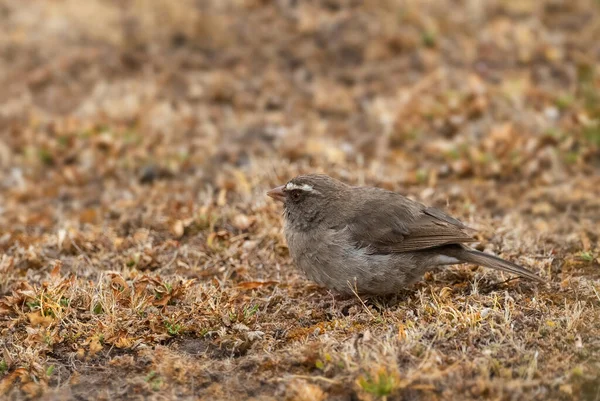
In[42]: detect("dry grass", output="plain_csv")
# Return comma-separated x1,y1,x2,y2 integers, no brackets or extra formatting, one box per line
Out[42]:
0,0,599,399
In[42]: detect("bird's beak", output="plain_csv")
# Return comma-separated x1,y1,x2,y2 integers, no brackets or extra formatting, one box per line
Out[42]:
267,185,286,202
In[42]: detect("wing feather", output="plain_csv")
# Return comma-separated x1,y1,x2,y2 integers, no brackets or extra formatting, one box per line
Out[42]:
342,188,476,254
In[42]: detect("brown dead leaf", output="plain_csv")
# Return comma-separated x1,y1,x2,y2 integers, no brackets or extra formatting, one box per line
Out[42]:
237,281,279,290
286,379,327,401
0,369,27,395
88,336,103,357
27,312,54,328
21,381,44,398
398,324,406,341
105,330,136,350
50,261,62,279
109,273,131,302
152,278,194,306
79,208,97,224
114,336,134,348
76,348,85,360
69,371,81,385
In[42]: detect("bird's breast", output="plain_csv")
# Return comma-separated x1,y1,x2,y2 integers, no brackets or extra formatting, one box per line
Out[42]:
284,226,415,294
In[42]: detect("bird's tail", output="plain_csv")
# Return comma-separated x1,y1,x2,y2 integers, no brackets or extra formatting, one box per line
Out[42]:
444,246,545,282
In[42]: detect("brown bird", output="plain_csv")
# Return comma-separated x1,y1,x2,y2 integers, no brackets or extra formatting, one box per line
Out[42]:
267,174,544,295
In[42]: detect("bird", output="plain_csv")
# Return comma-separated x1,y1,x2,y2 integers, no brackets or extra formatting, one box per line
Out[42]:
267,174,544,295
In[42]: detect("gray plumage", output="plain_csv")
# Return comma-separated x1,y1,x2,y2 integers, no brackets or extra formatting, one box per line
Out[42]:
267,174,544,295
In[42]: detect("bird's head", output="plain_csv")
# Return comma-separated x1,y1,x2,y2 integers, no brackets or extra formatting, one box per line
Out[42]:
267,174,348,231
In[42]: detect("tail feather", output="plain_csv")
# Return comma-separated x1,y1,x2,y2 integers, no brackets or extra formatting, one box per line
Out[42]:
446,247,545,282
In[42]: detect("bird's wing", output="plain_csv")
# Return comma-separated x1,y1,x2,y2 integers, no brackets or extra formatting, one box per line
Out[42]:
342,189,476,254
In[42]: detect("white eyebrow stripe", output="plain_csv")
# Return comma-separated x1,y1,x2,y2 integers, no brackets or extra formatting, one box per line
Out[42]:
285,182,313,191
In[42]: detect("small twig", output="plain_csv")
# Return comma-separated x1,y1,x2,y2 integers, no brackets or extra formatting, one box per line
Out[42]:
589,283,600,304
347,280,375,319
528,255,558,259
163,250,179,270
274,374,340,384
68,232,95,269
481,277,521,292
106,343,116,357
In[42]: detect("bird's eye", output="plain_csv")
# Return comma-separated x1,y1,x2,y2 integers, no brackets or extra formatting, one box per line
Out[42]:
290,190,302,201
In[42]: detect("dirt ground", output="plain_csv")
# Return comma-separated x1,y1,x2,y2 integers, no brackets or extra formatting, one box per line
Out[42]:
0,0,599,400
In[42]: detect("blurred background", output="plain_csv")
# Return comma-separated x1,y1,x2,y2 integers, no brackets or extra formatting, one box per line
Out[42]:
2,0,599,251
1,0,599,270
1,0,598,181
1,1,600,399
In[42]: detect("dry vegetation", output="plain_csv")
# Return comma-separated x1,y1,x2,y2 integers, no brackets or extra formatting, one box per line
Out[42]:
0,0,599,399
